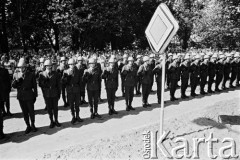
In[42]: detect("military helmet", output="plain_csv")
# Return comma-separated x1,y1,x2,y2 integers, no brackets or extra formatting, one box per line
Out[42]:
60,57,66,61
168,53,173,57
77,56,83,61
17,58,26,67
40,57,45,63
128,57,134,61
44,59,52,66
123,54,128,59
88,58,95,64
136,55,142,59
172,54,178,60
109,58,115,63
204,55,209,59
143,56,150,62
68,58,75,65
149,53,155,58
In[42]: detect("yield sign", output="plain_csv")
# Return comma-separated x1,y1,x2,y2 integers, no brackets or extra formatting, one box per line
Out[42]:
145,3,179,53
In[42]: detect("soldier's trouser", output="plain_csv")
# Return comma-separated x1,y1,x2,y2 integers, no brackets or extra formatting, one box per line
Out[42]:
170,78,178,98
142,84,151,104
200,76,207,92
135,78,141,94
0,101,3,134
208,75,215,91
98,81,102,99
121,76,125,94
106,88,116,108
19,100,35,127
68,93,80,118
87,90,99,114
215,73,223,90
236,72,240,86
181,78,188,96
125,86,134,106
80,90,85,101
61,85,67,104
45,97,58,122
230,72,237,86
190,77,199,94
167,73,171,87
222,74,229,88
150,75,154,91
156,81,162,102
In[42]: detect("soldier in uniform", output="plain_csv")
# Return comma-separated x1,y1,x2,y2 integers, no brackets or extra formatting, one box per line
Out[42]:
180,55,190,99
222,54,231,90
168,55,179,101
39,60,61,128
0,61,11,139
236,53,240,87
135,55,142,95
199,55,209,95
208,54,217,93
149,54,155,92
57,57,69,107
153,57,163,104
166,53,173,89
137,56,152,107
229,53,238,88
189,55,201,97
83,58,102,119
76,56,88,104
215,55,225,92
62,59,83,124
102,58,118,115
12,58,38,134
119,54,128,97
121,57,137,111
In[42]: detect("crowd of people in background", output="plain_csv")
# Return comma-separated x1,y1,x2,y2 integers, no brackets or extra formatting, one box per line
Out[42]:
0,48,240,140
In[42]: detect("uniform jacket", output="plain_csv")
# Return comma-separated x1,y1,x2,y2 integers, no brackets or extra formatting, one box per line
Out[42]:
83,66,101,91
121,64,137,87
180,61,189,79
62,67,81,93
39,70,61,98
137,63,152,84
102,66,118,89
153,63,162,83
189,62,200,79
200,62,209,78
168,61,179,80
0,67,11,101
76,63,87,91
208,61,216,78
12,70,38,101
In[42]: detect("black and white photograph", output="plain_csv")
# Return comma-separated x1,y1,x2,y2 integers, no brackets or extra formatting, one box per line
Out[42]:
0,0,240,159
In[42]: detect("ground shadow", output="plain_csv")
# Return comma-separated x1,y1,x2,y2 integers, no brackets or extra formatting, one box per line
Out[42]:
0,102,159,144
218,115,240,125
192,117,226,129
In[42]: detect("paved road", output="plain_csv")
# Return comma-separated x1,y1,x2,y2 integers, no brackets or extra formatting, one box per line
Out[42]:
0,81,239,159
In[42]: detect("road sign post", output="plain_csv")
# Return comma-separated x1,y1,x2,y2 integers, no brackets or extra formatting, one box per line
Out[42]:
145,3,179,136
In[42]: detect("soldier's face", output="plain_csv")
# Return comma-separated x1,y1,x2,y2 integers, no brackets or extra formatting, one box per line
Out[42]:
69,64,75,69
19,67,26,73
129,61,133,66
61,61,66,65
89,63,95,68
109,62,114,68
46,65,52,71
78,60,83,65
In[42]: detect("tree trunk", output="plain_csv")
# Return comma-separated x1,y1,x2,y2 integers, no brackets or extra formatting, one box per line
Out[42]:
1,0,9,54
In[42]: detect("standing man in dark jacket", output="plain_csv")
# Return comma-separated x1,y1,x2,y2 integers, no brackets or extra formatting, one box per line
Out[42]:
189,55,201,97
102,58,118,115
62,59,83,124
12,58,38,134
200,55,209,95
169,55,179,101
39,59,61,128
76,56,88,104
121,57,137,111
0,61,11,139
137,56,152,107
229,54,238,88
57,57,69,107
215,55,225,92
83,58,102,119
180,55,190,99
222,54,231,90
153,57,163,104
208,54,217,93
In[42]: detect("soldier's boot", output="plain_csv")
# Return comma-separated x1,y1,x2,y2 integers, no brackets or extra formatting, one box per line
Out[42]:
76,109,83,123
54,111,61,127
31,121,37,132
108,106,112,115
112,104,118,114
129,101,135,111
71,111,76,125
49,113,55,128
90,108,94,119
24,119,31,134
